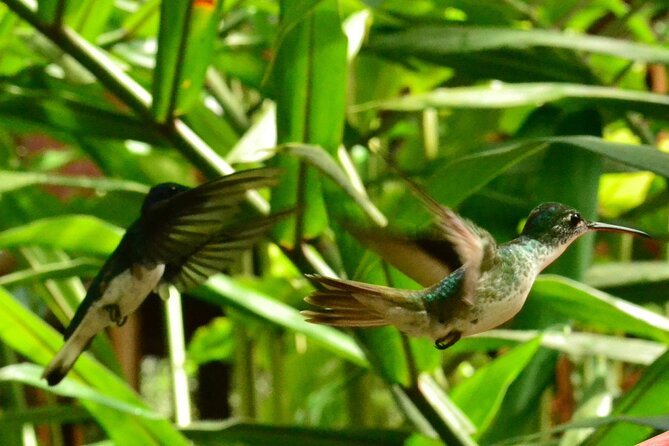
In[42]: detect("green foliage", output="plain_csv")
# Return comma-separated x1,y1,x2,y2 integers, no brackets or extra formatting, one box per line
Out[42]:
0,0,666,445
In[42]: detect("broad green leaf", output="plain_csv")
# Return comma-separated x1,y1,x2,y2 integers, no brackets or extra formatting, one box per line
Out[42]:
415,374,478,446
0,87,163,143
153,0,223,119
455,329,666,366
36,0,61,24
356,328,409,385
451,338,542,436
420,140,549,209
0,170,148,194
586,262,669,290
0,286,189,445
598,172,655,218
0,364,162,419
187,317,235,367
0,405,91,427
545,136,669,179
583,350,669,445
0,215,123,256
368,26,669,64
182,421,410,446
280,144,387,227
403,136,669,226
355,83,669,121
194,275,368,368
527,275,669,343
0,257,100,286
497,415,669,446
68,0,114,40
151,0,190,121
270,0,348,243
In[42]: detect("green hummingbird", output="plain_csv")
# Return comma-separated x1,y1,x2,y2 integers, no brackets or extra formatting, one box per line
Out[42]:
303,196,648,349
43,168,282,386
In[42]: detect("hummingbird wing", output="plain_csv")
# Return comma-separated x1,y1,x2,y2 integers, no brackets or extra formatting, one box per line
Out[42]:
345,225,458,287
161,211,290,292
141,168,280,264
399,174,496,305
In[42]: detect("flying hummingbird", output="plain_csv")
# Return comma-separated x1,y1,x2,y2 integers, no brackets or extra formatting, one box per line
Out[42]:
43,168,282,386
303,191,648,349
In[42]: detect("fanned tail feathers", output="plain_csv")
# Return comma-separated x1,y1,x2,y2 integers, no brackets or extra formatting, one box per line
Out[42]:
302,275,414,328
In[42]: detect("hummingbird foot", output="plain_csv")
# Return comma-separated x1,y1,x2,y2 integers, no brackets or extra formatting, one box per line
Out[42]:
435,331,461,350
104,304,128,327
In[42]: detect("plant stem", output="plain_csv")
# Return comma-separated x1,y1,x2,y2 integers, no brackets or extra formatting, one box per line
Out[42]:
163,287,192,427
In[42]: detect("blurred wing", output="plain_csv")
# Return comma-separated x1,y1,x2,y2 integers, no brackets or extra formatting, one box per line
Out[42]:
163,211,288,292
142,168,280,263
347,225,457,287
400,173,496,305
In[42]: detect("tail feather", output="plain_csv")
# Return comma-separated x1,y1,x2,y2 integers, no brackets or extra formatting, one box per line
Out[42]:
42,331,90,386
302,274,417,328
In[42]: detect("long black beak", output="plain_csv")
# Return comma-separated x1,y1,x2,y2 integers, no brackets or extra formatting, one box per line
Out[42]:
587,221,650,238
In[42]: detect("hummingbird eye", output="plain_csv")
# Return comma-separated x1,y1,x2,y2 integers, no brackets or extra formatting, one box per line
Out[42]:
568,213,581,226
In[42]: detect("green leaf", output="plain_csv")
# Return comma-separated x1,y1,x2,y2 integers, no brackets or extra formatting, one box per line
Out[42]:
0,257,100,286
280,144,387,227
583,351,669,445
355,83,669,121
0,215,123,256
451,338,542,436
586,262,669,290
0,364,162,419
455,329,666,366
36,0,62,24
528,275,669,343
421,140,549,209
0,87,163,143
0,170,149,194
407,136,669,223
153,0,223,119
187,317,235,366
182,421,410,446
368,26,669,64
0,286,189,445
194,275,368,368
0,405,91,427
270,0,348,243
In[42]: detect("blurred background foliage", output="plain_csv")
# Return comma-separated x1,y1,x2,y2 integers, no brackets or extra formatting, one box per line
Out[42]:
0,0,667,445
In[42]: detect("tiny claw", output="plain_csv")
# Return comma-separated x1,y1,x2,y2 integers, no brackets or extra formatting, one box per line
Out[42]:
435,331,462,350
104,304,126,326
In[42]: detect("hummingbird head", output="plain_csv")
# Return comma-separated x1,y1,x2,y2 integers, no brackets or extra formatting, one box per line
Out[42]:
141,182,190,215
521,202,648,246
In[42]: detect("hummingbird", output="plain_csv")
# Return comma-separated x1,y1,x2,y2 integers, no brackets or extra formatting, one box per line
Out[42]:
43,168,282,386
303,194,648,349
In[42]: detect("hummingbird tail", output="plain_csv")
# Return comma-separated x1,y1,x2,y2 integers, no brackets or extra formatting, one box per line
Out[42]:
42,331,90,386
302,274,413,327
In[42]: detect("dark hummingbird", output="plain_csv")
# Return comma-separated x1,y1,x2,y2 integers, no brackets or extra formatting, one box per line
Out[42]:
303,196,648,349
43,168,282,386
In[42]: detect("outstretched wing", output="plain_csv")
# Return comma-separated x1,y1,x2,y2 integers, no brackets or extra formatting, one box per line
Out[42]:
141,168,280,264
162,211,289,292
400,174,496,305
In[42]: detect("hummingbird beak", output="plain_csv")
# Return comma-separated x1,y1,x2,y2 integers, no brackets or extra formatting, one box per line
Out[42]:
586,221,650,238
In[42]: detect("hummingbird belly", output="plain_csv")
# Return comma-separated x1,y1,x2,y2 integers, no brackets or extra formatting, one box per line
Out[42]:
92,264,165,323
457,267,536,337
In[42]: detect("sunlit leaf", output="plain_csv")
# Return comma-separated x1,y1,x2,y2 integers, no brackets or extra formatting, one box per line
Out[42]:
451,338,542,436
583,351,669,445
194,275,369,368
0,215,123,256
527,275,669,342
0,170,148,194
0,286,189,445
